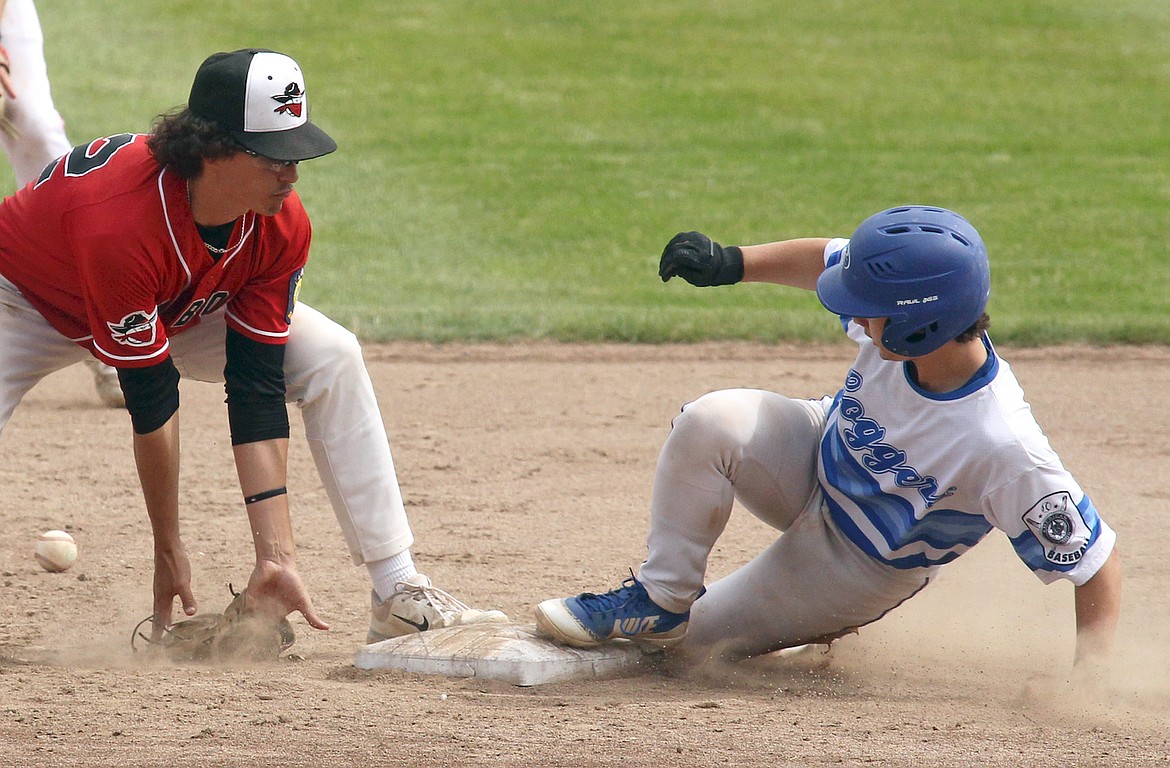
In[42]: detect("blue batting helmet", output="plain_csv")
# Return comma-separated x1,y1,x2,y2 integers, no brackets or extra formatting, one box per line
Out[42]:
815,205,990,357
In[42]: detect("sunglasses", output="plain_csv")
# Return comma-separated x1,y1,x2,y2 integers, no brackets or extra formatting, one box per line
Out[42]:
239,147,298,173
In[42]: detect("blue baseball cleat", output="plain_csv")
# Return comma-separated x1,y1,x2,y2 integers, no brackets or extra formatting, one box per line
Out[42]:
535,575,699,650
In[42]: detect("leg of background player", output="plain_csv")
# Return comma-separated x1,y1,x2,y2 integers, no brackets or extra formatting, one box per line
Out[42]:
0,0,123,408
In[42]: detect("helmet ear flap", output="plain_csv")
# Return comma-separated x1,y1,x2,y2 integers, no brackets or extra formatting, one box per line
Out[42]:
883,320,945,357
896,321,940,348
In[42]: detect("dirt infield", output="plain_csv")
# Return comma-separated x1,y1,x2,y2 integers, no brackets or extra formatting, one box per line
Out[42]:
1,342,1168,767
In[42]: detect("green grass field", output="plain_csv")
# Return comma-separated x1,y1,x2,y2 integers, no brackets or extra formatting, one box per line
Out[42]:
22,1,1170,344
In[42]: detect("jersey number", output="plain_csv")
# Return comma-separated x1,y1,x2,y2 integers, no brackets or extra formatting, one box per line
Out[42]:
172,291,231,328
172,291,230,328
36,133,138,186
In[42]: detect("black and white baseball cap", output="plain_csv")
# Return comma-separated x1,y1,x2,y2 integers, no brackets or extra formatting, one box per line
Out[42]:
188,48,337,162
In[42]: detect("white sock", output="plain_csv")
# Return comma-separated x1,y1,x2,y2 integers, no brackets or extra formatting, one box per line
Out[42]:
367,550,418,602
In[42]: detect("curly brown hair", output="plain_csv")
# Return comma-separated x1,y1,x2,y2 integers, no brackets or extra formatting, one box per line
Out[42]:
954,312,991,344
146,108,239,179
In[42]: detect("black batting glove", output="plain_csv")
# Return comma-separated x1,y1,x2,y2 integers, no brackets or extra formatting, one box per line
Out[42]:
658,231,744,287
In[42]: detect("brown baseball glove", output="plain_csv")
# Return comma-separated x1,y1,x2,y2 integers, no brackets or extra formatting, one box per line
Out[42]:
131,584,295,662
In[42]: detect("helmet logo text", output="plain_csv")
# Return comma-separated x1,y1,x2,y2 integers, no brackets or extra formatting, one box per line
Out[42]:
896,295,939,306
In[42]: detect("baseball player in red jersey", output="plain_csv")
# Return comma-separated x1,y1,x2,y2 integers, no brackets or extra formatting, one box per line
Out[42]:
0,0,124,406
0,48,507,641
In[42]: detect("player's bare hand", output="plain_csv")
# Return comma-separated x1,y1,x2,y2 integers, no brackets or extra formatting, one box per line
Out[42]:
151,544,197,640
659,231,744,287
0,68,13,101
0,45,15,100
244,559,330,631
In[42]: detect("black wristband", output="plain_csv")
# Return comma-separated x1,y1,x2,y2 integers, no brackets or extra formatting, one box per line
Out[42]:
717,245,745,285
244,486,287,505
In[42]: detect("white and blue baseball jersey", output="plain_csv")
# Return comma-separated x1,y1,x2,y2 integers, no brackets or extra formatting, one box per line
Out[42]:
817,240,1115,586
632,234,1117,659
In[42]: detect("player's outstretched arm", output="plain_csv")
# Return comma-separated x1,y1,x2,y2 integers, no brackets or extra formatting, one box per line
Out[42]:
233,438,330,631
740,238,833,289
132,414,198,638
1072,547,1121,667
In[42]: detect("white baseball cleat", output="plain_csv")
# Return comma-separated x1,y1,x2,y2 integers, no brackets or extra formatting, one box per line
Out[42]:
367,573,509,644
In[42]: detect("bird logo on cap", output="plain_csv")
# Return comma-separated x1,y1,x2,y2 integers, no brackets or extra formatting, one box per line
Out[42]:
272,82,305,118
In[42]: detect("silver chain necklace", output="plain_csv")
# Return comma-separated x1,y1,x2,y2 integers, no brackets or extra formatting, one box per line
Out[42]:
187,180,239,254
202,238,233,255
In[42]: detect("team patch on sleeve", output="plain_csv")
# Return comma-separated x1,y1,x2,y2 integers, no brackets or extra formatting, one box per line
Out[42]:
1021,491,1089,566
286,268,303,323
107,308,160,347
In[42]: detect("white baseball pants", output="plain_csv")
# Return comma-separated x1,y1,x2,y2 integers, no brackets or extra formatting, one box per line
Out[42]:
0,0,72,186
637,388,932,661
0,272,414,565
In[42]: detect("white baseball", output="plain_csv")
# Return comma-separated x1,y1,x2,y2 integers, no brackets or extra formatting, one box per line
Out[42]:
35,530,77,573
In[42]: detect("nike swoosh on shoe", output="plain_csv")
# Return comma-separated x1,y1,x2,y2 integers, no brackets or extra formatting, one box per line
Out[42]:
392,613,429,632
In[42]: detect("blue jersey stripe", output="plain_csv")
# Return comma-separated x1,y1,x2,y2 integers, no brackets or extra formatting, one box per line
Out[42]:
824,496,965,568
895,510,992,550
821,429,917,538
821,416,993,568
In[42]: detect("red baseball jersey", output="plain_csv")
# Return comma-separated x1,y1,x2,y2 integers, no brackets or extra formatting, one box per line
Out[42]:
0,133,310,367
